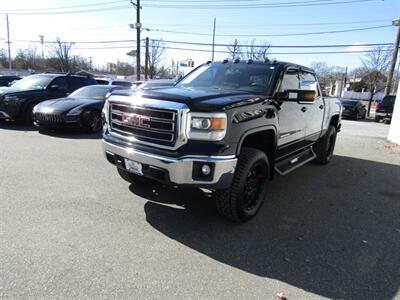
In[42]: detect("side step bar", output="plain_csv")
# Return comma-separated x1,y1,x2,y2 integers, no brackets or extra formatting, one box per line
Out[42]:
275,147,316,176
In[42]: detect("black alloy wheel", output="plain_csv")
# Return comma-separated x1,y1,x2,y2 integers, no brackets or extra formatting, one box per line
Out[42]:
86,111,102,133
215,147,270,222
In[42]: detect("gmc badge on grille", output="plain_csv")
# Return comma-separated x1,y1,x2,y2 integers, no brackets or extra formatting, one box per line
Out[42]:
121,113,150,128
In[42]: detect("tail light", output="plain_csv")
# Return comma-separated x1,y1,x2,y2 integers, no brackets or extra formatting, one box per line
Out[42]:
375,102,381,110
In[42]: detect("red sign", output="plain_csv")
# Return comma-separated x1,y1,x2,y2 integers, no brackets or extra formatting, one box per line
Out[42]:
121,113,150,128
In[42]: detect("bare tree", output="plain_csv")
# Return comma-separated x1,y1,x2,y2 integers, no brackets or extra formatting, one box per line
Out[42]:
360,46,392,115
14,48,42,71
227,39,241,60
48,38,74,72
244,39,270,60
310,62,345,92
0,49,8,68
148,39,166,79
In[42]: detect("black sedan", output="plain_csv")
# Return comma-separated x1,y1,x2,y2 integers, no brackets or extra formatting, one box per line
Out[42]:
340,99,367,120
33,85,129,132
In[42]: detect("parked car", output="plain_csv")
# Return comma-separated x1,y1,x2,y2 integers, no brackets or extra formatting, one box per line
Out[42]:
339,98,366,120
33,85,129,132
102,60,341,222
375,95,396,122
95,78,133,87
0,75,22,87
136,79,176,90
0,73,97,123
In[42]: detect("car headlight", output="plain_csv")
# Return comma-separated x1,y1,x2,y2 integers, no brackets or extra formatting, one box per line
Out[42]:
186,112,227,141
4,95,21,102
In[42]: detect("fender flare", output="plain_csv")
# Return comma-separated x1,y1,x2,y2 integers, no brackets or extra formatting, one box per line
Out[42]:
236,125,278,156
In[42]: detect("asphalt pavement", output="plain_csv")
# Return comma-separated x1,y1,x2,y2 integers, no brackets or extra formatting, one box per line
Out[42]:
0,120,399,299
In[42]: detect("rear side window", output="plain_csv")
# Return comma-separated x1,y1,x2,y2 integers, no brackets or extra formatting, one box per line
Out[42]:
299,72,319,96
279,70,299,91
112,81,132,87
68,77,87,92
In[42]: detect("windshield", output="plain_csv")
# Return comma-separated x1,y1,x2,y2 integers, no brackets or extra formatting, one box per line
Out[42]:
12,74,54,90
177,63,276,94
69,85,111,99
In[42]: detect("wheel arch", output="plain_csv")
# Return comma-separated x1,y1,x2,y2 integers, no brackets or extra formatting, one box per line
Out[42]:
236,126,277,179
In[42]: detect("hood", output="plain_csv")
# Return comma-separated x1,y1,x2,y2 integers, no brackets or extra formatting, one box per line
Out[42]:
34,97,103,113
114,87,266,111
0,86,45,97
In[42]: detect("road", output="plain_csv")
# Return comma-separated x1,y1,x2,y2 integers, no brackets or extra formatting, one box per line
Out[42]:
0,120,399,300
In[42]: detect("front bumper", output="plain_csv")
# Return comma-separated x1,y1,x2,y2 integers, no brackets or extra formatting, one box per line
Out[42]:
375,112,392,118
103,139,237,189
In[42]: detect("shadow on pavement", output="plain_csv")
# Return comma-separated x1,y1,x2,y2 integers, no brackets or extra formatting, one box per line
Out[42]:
38,128,102,140
0,121,37,131
130,155,400,300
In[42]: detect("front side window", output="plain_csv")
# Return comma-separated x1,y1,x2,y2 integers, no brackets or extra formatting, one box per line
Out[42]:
51,77,68,91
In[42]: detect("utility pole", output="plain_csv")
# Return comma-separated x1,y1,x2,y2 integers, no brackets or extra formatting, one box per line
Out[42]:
341,66,348,97
145,37,149,79
384,18,400,96
130,0,141,81
89,57,93,72
212,18,216,61
6,14,12,70
39,35,44,59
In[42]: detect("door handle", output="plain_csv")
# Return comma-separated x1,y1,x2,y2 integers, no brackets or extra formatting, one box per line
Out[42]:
301,107,307,112
319,105,324,109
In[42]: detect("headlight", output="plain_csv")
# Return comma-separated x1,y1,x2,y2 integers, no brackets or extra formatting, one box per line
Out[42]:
186,112,227,141
4,95,20,101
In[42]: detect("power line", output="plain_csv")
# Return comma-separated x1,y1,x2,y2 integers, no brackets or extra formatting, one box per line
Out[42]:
149,39,394,48
150,25,392,37
1,5,129,15
142,0,382,9
2,0,126,11
72,44,394,55
8,37,394,49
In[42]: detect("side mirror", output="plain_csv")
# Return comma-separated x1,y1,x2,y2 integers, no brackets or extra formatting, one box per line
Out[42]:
278,89,316,103
49,84,61,91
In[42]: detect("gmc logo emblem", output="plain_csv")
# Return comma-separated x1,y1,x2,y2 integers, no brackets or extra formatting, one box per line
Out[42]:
121,113,150,128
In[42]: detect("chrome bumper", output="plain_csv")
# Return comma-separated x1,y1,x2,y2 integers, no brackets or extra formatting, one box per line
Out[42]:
102,140,237,189
375,112,392,117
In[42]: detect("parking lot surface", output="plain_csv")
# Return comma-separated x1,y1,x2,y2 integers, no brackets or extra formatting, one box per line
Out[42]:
1,120,399,299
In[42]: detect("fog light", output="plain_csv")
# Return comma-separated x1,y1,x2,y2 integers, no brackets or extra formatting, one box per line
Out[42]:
201,164,211,175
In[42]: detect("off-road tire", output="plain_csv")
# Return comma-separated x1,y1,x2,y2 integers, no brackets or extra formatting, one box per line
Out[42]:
117,168,152,185
214,147,269,223
313,125,337,165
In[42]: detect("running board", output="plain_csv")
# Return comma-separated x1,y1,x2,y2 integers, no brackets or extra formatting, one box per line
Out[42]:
275,148,316,176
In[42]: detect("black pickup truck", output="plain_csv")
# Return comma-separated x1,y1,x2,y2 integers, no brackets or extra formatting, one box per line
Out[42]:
102,60,342,222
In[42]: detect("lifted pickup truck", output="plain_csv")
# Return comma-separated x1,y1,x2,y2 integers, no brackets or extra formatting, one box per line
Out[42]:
102,60,342,222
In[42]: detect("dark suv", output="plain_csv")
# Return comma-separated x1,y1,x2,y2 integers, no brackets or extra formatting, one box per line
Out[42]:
375,95,396,122
0,73,97,123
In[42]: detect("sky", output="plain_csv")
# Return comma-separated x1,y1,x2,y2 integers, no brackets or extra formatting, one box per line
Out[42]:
1,0,399,72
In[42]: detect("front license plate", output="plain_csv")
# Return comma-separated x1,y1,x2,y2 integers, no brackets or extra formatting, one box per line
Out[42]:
124,158,143,175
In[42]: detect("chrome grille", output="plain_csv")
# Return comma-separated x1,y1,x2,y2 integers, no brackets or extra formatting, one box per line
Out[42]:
110,103,177,145
35,113,65,123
